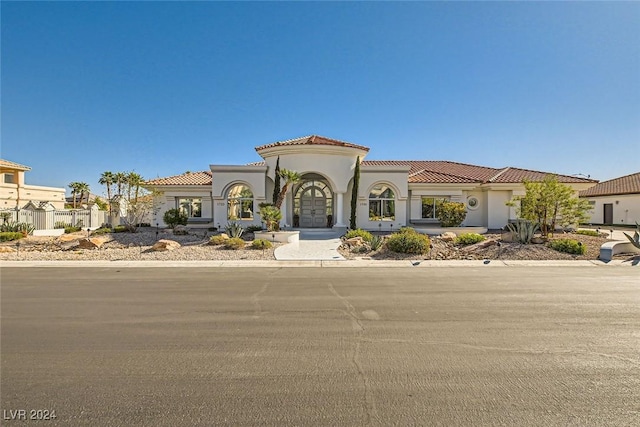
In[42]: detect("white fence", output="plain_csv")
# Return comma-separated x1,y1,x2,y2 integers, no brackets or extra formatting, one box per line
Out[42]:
0,208,108,231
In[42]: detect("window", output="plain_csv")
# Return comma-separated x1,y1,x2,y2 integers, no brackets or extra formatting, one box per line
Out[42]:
421,197,447,219
227,185,253,220
369,184,395,221
3,174,14,184
178,198,202,218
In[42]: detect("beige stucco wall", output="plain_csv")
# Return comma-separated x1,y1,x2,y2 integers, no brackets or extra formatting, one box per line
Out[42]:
152,188,214,227
0,183,66,210
582,193,640,225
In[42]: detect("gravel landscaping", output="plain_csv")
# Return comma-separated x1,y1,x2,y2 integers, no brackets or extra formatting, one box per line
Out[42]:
0,229,635,262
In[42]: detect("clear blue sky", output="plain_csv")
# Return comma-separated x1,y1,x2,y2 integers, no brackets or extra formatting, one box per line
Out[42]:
2,2,638,197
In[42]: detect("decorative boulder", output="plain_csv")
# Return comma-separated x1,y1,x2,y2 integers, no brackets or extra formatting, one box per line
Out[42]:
151,239,181,251
0,246,16,253
440,232,457,242
173,225,190,235
344,237,365,247
77,238,106,250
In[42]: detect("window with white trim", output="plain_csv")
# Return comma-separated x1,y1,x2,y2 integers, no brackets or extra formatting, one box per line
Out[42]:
421,197,448,219
227,185,254,220
178,198,202,218
369,184,395,221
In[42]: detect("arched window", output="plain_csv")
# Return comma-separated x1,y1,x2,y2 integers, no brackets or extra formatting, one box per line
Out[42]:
369,184,395,221
227,184,254,220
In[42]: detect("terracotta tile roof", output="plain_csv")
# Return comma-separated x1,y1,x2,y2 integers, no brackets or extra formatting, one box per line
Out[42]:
579,172,640,197
0,159,31,171
144,171,212,186
255,135,370,152
363,160,596,184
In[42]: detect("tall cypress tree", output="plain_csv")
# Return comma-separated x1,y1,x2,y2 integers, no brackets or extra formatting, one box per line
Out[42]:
272,156,281,204
349,157,360,229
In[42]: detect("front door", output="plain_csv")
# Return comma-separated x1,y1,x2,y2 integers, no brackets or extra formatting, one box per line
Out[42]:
603,204,613,225
300,187,327,228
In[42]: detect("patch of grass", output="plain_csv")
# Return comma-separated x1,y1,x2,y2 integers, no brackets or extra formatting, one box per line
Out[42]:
0,232,24,242
576,229,601,237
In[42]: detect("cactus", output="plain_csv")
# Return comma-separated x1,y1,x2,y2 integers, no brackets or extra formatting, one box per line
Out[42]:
623,222,640,250
506,220,539,244
224,221,244,239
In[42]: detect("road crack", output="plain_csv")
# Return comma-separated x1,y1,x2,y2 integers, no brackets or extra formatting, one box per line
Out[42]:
328,283,379,425
251,283,269,318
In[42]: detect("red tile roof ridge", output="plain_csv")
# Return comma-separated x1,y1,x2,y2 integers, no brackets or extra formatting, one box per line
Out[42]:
144,170,212,186
255,135,370,152
494,166,597,183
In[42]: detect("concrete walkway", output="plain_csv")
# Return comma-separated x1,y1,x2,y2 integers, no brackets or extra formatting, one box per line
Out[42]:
274,229,345,260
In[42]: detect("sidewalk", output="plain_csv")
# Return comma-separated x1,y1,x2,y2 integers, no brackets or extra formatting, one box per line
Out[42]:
274,229,345,260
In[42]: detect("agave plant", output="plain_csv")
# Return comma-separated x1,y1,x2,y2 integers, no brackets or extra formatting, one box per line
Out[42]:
505,219,539,244
623,222,640,250
224,221,244,239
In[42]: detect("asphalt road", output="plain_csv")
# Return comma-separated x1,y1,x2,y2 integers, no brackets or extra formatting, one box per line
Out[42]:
1,267,639,426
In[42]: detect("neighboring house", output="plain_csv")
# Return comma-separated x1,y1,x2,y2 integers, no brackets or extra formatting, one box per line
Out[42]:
65,192,99,208
0,159,66,210
143,135,597,230
579,172,640,226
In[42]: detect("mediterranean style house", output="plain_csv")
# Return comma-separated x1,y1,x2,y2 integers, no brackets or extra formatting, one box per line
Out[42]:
0,159,66,209
143,135,597,231
579,172,640,226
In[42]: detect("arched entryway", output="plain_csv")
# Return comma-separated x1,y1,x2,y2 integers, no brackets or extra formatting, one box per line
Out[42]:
293,176,333,228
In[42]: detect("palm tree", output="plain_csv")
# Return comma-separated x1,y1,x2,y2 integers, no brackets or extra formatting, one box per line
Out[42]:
98,171,114,215
114,172,127,196
127,172,143,204
77,182,90,206
68,182,83,209
275,169,302,209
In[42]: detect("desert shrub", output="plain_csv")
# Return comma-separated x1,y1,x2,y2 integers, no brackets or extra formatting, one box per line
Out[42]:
54,221,70,229
64,226,82,234
91,227,112,235
245,225,264,233
398,226,418,234
549,239,586,255
0,232,24,242
456,233,485,245
114,225,128,233
576,229,601,237
163,208,188,229
387,232,431,254
251,239,272,249
437,201,467,227
225,222,244,238
370,235,384,251
209,235,228,245
1,222,35,235
224,237,246,250
506,219,539,244
345,229,373,242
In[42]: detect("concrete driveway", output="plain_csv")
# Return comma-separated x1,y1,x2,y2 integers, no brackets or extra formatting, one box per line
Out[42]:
1,267,638,426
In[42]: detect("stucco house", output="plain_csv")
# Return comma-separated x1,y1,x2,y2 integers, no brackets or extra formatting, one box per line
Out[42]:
579,172,640,226
143,135,597,231
0,159,66,210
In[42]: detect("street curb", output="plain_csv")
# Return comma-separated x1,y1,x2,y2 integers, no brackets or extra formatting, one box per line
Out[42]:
0,260,634,268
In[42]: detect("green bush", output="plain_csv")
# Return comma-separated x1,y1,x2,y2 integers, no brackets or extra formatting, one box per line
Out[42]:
64,226,83,234
549,239,586,255
114,225,128,233
0,232,24,242
576,229,601,237
398,226,418,234
345,229,373,242
251,239,272,249
224,237,246,250
91,227,112,235
209,235,228,245
387,232,431,254
456,233,486,245
163,208,188,229
245,225,264,233
437,201,467,227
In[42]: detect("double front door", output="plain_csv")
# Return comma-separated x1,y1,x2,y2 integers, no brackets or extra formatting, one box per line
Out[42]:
300,187,327,228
